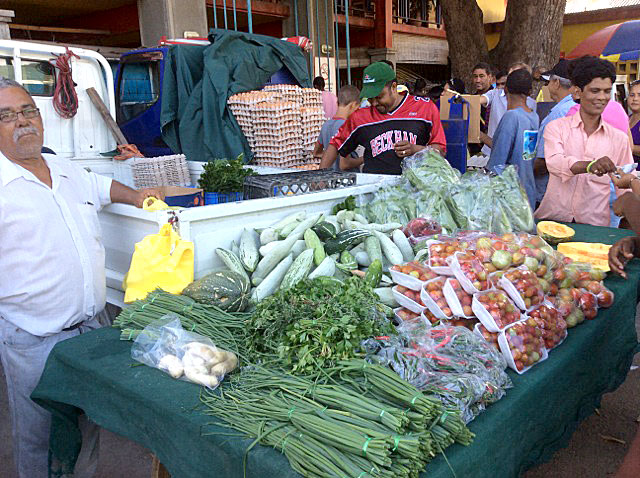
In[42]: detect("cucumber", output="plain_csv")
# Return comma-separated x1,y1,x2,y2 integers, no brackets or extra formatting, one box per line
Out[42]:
290,213,323,236
381,274,393,286
374,287,398,307
364,235,383,265
304,229,326,266
374,231,404,266
260,228,279,245
251,254,293,302
314,276,343,287
215,248,250,283
324,229,371,255
230,240,240,258
273,212,306,231
355,251,371,267
239,229,260,272
365,259,383,288
344,221,403,233
415,249,428,262
291,240,307,258
279,221,300,239
280,249,315,290
308,256,336,279
312,221,337,241
353,213,369,224
259,241,281,257
392,229,414,262
340,250,358,270
252,231,304,284
350,242,366,254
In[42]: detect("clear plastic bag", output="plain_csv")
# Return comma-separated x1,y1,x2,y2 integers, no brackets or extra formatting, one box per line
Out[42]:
443,278,475,318
451,170,496,232
420,276,452,319
528,303,567,351
389,261,438,291
474,322,500,352
414,190,459,234
472,289,522,332
402,147,461,192
131,315,237,389
402,216,443,245
447,251,492,294
392,285,426,314
490,165,535,233
495,267,545,311
498,319,548,374
365,183,416,225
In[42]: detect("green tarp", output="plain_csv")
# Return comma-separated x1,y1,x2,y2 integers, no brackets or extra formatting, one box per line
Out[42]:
32,223,640,478
160,29,312,163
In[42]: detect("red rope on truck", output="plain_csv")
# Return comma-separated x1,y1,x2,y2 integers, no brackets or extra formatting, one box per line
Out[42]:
51,48,80,119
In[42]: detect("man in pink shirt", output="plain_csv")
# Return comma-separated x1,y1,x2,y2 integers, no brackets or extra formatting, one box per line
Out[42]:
535,56,633,227
314,76,338,119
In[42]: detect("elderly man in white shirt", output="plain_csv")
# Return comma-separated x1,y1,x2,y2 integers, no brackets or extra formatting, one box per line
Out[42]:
0,77,163,478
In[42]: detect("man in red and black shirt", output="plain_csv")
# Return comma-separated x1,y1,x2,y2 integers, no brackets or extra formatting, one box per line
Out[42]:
319,62,446,175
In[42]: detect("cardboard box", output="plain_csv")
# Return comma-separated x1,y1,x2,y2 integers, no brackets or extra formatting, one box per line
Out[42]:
440,92,482,143
160,186,204,208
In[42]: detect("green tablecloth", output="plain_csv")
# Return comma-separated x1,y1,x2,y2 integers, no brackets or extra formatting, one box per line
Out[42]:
32,224,640,478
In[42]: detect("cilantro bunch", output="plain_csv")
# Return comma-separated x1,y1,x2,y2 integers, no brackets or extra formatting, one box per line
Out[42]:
198,154,256,193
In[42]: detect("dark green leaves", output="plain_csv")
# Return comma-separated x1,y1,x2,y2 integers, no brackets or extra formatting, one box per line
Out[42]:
197,154,257,193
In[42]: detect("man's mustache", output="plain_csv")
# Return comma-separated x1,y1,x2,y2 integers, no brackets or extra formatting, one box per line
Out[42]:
14,126,40,142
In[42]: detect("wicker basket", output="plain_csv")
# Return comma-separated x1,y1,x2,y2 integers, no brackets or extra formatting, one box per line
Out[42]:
113,154,191,189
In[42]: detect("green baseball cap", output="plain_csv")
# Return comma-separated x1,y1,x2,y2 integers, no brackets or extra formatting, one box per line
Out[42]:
360,62,396,99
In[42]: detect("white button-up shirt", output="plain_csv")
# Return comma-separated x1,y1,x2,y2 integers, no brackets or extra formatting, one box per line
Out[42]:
0,153,112,336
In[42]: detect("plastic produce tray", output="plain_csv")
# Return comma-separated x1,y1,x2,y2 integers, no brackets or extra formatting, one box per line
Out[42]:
243,170,357,199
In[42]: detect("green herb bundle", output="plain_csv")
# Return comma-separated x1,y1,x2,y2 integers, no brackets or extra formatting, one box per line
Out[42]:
247,277,394,373
197,154,256,193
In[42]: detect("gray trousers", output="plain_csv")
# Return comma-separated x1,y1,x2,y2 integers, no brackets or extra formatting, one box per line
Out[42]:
0,316,102,478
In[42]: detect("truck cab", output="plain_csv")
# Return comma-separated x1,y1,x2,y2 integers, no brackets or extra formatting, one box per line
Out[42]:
0,39,116,166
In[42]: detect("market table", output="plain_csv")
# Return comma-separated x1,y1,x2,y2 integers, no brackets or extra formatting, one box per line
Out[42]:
32,223,640,478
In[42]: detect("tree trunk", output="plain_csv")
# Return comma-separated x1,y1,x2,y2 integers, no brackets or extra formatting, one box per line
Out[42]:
439,0,489,91
489,0,566,72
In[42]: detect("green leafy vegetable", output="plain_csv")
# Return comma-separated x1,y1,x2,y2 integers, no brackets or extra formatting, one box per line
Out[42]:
198,154,257,193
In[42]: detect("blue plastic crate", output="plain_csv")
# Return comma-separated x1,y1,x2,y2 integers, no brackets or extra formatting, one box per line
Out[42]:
441,96,470,173
204,191,243,205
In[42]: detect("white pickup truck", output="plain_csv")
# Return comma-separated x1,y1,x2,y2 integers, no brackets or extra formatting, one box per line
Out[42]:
2,39,392,307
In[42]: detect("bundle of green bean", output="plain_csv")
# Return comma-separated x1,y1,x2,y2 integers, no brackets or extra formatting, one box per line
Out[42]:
203,363,474,478
113,289,251,363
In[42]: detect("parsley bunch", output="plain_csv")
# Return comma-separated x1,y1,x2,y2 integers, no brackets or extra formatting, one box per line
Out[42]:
247,277,393,374
198,154,256,193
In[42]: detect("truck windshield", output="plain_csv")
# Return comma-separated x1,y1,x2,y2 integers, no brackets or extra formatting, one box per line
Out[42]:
117,60,160,123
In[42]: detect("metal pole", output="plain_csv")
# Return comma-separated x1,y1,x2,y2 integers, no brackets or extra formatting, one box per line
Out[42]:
223,0,228,29
315,0,322,78
324,0,331,91
293,0,299,37
247,0,253,33
333,0,341,87
344,0,351,84
213,0,218,28
232,0,237,30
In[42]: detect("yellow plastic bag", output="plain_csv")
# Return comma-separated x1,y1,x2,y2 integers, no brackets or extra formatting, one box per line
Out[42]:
123,223,194,303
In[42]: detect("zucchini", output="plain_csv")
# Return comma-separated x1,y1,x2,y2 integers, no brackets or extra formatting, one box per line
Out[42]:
215,248,250,283
290,213,323,236
260,228,279,245
280,249,315,290
353,213,369,224
291,240,307,258
252,231,305,284
239,229,260,272
324,229,371,255
304,229,326,266
312,221,337,241
308,256,336,279
365,259,383,288
251,255,293,302
259,241,280,257
350,242,366,254
279,221,300,239
273,212,306,231
354,251,371,267
364,235,383,265
374,287,398,307
374,231,404,266
392,229,414,262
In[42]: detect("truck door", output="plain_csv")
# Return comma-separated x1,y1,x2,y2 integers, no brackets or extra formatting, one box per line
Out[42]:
116,48,172,157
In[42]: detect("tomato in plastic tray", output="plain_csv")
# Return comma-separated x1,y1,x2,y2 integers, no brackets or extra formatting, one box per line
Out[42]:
571,288,599,320
496,267,545,311
390,261,438,291
547,290,584,328
421,308,441,325
392,285,426,314
447,251,491,294
442,278,474,318
498,319,548,374
528,303,567,351
472,289,522,332
420,276,453,320
577,280,614,308
474,322,500,351
403,217,442,244
394,307,422,323
444,317,479,331
427,239,472,276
